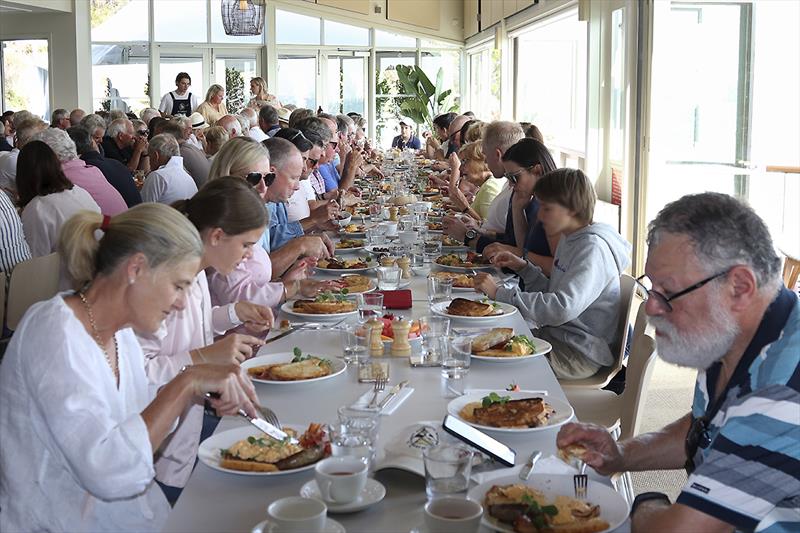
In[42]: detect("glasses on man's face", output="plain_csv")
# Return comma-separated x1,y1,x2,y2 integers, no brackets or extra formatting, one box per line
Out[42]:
635,269,732,313
684,415,712,473
329,140,338,149
136,130,148,136
306,157,319,167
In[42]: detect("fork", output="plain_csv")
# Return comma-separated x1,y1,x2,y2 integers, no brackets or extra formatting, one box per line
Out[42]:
257,404,281,428
367,376,387,408
573,461,588,500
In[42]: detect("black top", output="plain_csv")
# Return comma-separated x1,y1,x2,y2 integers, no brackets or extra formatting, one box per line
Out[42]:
80,150,142,208
101,136,133,166
0,137,12,152
476,195,550,257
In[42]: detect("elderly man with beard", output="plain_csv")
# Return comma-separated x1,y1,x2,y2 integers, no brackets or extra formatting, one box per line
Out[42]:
557,192,799,533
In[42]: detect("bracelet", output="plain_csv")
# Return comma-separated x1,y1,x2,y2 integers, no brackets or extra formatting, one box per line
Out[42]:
630,492,671,516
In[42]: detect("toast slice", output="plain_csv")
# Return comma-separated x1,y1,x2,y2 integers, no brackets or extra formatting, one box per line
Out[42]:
293,300,356,314
220,456,279,472
471,328,514,352
447,298,495,317
472,398,552,428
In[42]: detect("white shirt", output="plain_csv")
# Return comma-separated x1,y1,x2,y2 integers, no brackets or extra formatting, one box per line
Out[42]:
157,91,199,115
186,133,204,151
0,294,170,532
286,179,315,222
248,126,268,143
482,182,511,234
0,148,19,193
141,156,198,205
21,186,101,257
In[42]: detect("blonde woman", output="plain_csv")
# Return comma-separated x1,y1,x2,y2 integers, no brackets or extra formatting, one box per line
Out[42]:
0,203,259,531
248,77,281,108
204,126,229,158
196,84,227,126
449,141,505,221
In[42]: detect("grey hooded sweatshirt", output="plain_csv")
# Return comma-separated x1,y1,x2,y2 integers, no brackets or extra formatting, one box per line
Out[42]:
495,223,632,367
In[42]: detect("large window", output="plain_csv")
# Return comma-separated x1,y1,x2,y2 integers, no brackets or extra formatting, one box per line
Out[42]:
375,52,417,148
154,0,209,43
276,10,321,45
514,9,587,152
1,40,50,119
324,20,369,47
91,0,149,42
325,55,366,116
91,44,149,114
277,55,317,110
467,47,501,121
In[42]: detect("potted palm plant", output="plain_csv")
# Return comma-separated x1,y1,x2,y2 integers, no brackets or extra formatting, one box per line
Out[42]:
395,65,459,132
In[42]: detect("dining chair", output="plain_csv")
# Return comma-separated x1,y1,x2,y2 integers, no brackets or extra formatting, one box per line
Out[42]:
560,273,638,390
6,253,61,331
781,249,800,293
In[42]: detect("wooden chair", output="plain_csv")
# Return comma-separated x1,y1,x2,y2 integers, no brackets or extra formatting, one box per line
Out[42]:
782,250,800,292
6,253,61,330
561,274,638,389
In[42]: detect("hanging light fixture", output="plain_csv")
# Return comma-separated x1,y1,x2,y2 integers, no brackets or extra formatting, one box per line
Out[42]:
221,0,266,36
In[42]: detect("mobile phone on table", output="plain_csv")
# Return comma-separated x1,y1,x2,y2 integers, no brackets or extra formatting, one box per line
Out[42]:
442,414,516,467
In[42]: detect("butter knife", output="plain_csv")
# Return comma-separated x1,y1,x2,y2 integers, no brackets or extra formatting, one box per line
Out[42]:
204,393,298,444
519,450,542,480
377,380,408,409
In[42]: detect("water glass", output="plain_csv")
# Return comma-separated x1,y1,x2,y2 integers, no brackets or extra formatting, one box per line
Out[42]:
419,316,451,365
424,239,443,255
366,227,386,245
427,276,453,305
442,335,472,379
357,293,384,322
330,422,376,469
411,253,430,276
337,406,380,439
376,266,401,290
423,444,474,500
339,323,370,365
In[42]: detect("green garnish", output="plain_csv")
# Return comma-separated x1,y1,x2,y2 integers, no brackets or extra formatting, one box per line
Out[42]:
481,392,511,407
521,493,558,528
315,290,349,303
291,347,329,366
292,347,302,359
504,335,536,352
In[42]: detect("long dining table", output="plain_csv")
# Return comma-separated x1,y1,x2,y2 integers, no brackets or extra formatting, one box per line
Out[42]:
163,263,630,533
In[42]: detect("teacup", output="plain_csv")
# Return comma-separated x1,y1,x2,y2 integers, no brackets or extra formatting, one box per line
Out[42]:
267,497,327,533
423,498,483,533
314,456,368,504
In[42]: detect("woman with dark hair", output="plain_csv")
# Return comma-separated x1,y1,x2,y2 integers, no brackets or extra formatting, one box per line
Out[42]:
136,177,274,502
17,140,100,256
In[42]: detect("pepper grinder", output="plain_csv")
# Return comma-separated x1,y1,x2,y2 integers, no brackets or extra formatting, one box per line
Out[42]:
390,319,412,357
367,317,384,357
396,256,411,279
389,206,398,221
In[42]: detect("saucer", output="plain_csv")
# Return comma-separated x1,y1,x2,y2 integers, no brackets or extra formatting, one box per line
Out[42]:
252,517,345,533
300,478,386,513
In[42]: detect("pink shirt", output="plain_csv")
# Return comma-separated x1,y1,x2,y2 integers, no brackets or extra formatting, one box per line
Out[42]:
208,245,284,311
61,159,127,216
136,272,238,487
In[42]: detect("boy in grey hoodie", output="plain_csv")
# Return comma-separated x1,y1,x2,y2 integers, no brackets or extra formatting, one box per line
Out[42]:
474,168,632,379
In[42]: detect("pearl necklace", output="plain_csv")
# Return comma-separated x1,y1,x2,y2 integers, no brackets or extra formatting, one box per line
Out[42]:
78,291,119,383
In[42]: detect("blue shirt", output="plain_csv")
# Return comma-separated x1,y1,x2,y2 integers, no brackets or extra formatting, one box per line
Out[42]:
265,202,304,251
318,162,340,192
677,287,800,532
391,134,421,150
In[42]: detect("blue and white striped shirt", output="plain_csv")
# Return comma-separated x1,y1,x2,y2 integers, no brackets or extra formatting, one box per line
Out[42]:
0,191,30,274
677,287,800,532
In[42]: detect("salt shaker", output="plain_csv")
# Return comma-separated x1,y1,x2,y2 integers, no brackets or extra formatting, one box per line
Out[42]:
396,256,411,279
391,319,412,357
366,317,384,357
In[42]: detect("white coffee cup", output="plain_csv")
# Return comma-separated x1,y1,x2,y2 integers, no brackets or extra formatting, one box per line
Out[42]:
267,497,327,533
315,456,368,504
379,221,398,236
423,498,483,533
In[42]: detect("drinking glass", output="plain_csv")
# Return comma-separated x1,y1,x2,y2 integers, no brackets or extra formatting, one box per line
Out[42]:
337,406,380,440
441,335,472,396
357,293,384,322
366,227,386,245
330,420,377,469
376,266,401,290
427,276,453,305
424,239,443,256
423,444,474,500
339,323,370,365
419,316,451,365
411,253,430,276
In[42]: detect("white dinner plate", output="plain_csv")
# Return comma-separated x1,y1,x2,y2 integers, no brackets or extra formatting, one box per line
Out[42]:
430,300,518,324
434,259,495,272
364,244,405,255
243,352,346,385
340,230,368,238
468,474,629,533
471,336,552,363
446,390,573,434
315,262,378,275
335,277,377,294
199,424,323,477
280,301,358,322
252,517,345,533
335,244,366,254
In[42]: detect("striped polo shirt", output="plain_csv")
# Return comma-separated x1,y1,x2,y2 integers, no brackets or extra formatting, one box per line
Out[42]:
677,287,800,532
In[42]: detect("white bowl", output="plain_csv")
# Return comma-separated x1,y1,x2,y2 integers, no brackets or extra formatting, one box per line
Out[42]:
337,214,352,227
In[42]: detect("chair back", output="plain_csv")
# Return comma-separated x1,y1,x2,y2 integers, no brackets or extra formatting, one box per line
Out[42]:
782,251,800,292
618,305,658,441
7,253,61,330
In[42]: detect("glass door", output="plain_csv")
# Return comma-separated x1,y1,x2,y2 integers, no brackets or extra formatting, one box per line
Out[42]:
324,54,367,116
1,39,50,119
155,47,209,109
276,54,318,111
212,49,258,113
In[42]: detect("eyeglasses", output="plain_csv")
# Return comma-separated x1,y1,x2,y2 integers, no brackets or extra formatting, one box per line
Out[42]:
329,140,338,149
136,130,148,136
245,172,276,187
503,169,525,184
306,157,319,166
290,130,308,142
635,269,732,313
684,415,712,473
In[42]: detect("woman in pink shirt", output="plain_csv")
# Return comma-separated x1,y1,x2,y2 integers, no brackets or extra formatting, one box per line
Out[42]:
33,128,127,215
136,177,274,499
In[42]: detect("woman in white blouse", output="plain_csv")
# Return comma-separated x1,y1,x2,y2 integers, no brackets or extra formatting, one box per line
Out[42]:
0,203,260,532
16,140,100,256
137,177,274,496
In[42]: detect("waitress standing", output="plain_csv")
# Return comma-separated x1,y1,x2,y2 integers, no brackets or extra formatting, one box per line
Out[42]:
159,72,199,117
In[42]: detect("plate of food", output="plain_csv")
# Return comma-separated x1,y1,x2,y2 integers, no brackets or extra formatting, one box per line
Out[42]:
340,224,369,238
335,238,365,253
282,293,358,320
316,256,377,273
435,252,494,272
447,390,573,434
332,274,375,294
426,222,444,233
431,298,518,323
468,474,629,533
439,235,469,252
429,271,476,292
198,423,330,476
244,348,346,385
470,328,552,362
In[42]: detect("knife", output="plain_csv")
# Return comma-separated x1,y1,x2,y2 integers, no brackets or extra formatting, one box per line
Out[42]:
261,326,304,346
240,410,299,444
377,380,408,409
519,450,542,480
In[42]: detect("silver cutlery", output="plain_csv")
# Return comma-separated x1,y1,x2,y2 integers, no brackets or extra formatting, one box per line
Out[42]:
573,461,588,499
377,380,408,409
204,393,297,444
257,404,281,428
519,450,542,480
367,376,387,408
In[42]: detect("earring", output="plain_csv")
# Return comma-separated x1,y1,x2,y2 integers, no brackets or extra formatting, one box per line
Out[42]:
129,278,135,285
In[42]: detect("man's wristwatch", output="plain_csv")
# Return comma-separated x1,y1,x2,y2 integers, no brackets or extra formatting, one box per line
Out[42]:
464,229,478,246
630,492,671,516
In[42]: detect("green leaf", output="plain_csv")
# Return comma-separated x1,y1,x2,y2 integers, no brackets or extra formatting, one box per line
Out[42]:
293,347,302,358
542,505,559,516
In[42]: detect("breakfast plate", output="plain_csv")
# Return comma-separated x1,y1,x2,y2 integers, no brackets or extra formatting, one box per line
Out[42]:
446,391,573,434
430,300,518,324
243,351,346,385
280,301,358,321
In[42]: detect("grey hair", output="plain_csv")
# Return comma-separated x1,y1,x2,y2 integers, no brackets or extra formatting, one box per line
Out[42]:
241,107,258,127
80,113,106,134
205,84,224,103
107,109,126,127
647,192,782,290
149,133,180,158
51,108,68,124
296,117,331,147
174,115,192,130
33,127,78,162
483,121,524,152
131,119,147,131
107,118,131,139
262,137,299,169
15,119,47,148
139,107,160,125
235,114,249,134
335,114,354,135
11,110,34,129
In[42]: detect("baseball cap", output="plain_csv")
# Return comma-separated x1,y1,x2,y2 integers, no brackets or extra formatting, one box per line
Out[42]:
399,120,410,127
374,420,458,476
189,112,209,130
